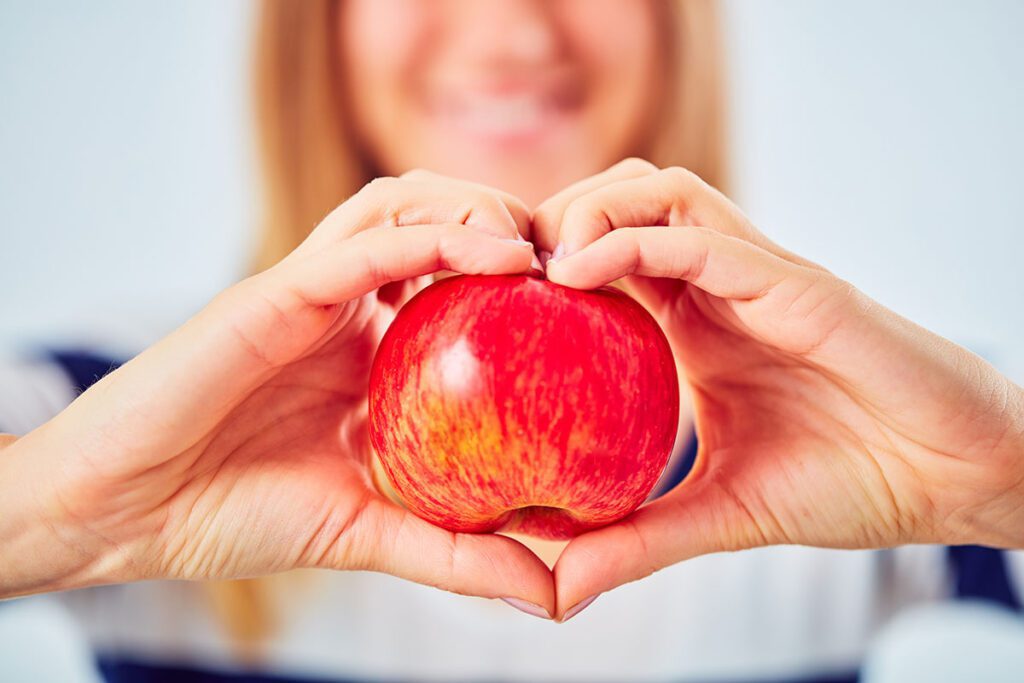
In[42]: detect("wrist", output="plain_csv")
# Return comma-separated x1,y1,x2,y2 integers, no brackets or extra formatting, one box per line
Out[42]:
961,380,1024,549
1004,383,1024,545
0,430,133,599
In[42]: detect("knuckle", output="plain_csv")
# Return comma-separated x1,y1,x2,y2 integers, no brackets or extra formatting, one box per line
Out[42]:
615,157,658,175
435,224,463,256
502,192,530,215
399,168,433,181
445,200,475,226
357,177,406,226
828,277,866,313
362,175,400,195
661,165,700,189
474,193,512,221
460,195,515,235
531,200,559,226
562,193,602,226
471,190,506,214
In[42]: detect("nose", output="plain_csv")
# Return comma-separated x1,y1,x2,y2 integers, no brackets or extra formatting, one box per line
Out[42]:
447,0,559,69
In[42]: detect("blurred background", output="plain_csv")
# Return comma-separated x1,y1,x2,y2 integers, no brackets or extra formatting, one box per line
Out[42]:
2,1,1022,682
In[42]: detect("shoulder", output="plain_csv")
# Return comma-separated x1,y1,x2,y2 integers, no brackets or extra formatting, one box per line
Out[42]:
0,315,173,434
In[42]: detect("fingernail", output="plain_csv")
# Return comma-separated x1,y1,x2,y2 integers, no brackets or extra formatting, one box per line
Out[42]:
549,242,566,263
500,237,533,247
561,593,599,623
501,597,551,620
530,252,545,273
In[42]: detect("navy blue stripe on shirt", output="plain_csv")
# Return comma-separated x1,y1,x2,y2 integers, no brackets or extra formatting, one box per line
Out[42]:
96,657,859,683
948,545,1021,610
0,348,124,441
659,429,700,492
97,658,357,683
648,428,699,500
45,348,124,394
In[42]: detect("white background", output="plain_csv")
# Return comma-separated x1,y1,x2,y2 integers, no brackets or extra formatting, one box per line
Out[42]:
1,1,1023,681
2,1,1023,375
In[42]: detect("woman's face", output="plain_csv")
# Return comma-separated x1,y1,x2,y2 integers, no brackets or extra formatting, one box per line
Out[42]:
340,0,661,207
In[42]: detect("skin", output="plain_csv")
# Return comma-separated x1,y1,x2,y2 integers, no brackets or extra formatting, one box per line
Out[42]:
534,159,1024,619
2,0,1022,627
340,0,660,207
0,176,554,615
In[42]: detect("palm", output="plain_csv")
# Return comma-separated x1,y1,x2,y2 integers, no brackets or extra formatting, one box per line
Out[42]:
632,274,1017,551
525,159,1021,619
153,295,390,578
57,291,400,581
674,285,908,548
551,257,1021,620
8,180,553,607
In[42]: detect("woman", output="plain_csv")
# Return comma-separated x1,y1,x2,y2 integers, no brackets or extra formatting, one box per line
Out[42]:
2,1,1022,682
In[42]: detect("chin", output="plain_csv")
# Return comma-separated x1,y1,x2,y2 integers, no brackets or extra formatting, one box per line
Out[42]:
404,117,602,206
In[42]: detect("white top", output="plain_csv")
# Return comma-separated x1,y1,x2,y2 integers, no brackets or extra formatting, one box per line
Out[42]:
2,331,1021,683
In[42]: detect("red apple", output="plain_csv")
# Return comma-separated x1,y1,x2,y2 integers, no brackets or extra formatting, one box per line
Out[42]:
368,274,679,539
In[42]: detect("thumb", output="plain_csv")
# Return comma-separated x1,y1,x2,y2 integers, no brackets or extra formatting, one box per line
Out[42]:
322,497,556,619
552,468,761,621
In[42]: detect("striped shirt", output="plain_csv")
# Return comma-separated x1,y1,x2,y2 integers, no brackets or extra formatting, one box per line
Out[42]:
2,340,1021,683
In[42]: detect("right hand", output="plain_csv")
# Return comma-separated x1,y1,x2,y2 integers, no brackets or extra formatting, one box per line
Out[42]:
532,159,1024,620
0,173,555,618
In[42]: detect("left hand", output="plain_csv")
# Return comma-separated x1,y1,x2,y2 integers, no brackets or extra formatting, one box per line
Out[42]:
0,172,554,614
532,159,1024,621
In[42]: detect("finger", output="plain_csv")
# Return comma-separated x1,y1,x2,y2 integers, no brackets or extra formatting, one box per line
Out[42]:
284,223,536,308
393,171,538,281
553,471,759,621
546,225,793,299
45,227,534,480
556,167,793,259
337,498,555,617
400,169,533,239
297,176,526,254
541,166,821,272
238,223,534,369
532,157,658,253
547,226,850,359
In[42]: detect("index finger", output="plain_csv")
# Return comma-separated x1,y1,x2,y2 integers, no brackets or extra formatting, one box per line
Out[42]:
400,169,533,240
538,164,822,272
532,158,658,254
554,167,792,260
295,176,528,259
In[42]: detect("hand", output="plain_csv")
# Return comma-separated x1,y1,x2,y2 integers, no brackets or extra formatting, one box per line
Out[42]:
0,173,555,618
533,159,1024,620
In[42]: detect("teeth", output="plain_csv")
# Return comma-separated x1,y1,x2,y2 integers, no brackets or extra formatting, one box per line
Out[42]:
445,94,551,136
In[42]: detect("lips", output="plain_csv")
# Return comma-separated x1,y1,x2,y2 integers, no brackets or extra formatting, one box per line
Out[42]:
428,77,584,146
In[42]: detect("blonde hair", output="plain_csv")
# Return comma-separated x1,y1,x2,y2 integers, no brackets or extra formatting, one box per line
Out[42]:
211,0,729,648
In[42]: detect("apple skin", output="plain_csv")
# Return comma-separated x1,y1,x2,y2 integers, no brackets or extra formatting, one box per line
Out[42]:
368,274,680,540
